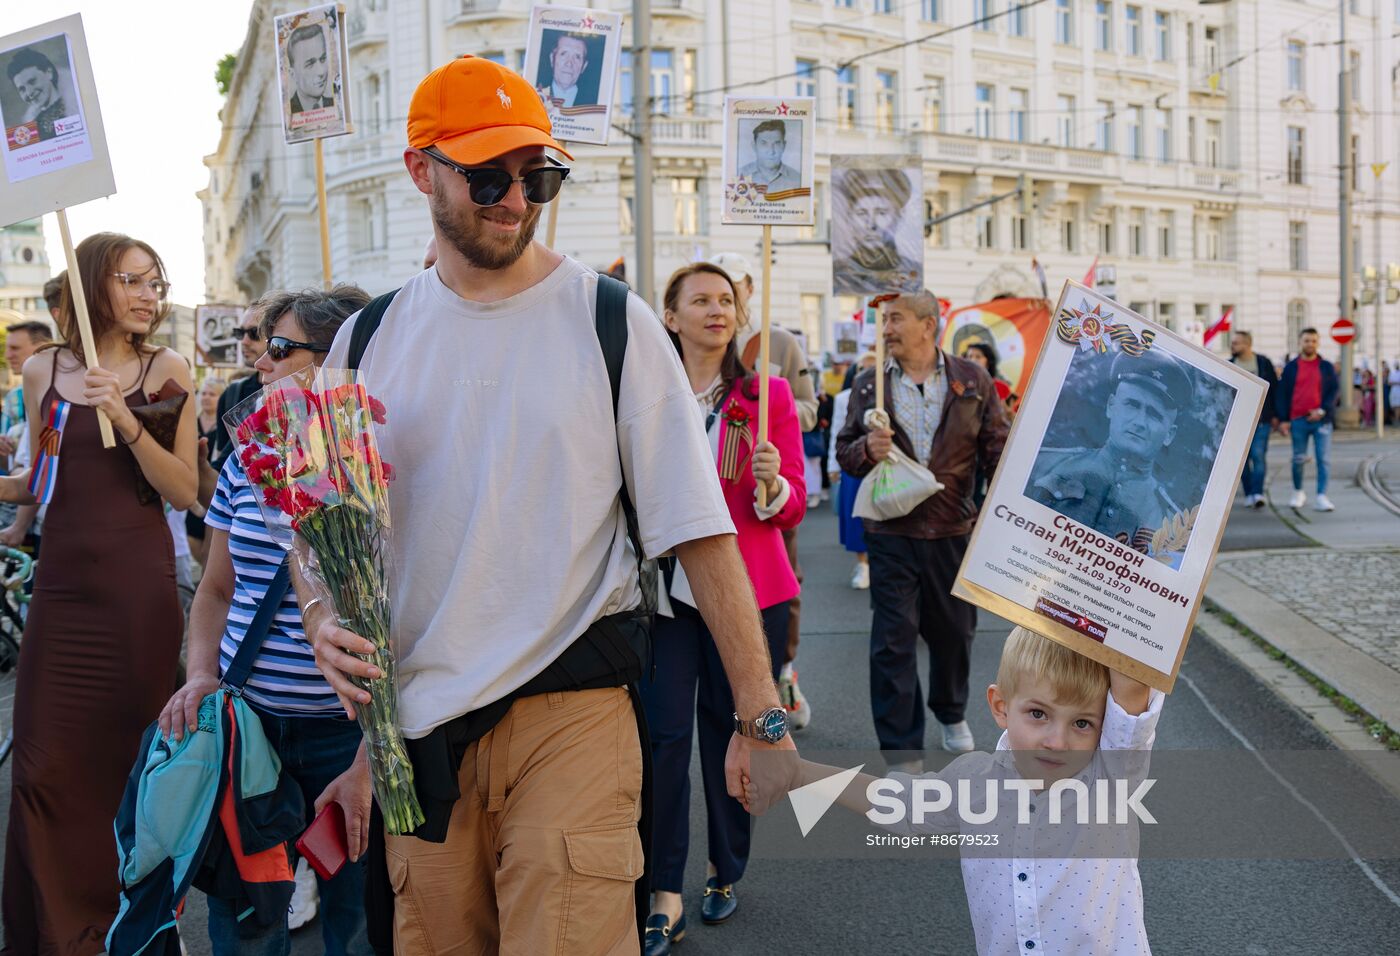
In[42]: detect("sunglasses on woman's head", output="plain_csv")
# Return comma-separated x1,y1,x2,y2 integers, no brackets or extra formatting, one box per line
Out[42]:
265,336,331,361
423,148,570,207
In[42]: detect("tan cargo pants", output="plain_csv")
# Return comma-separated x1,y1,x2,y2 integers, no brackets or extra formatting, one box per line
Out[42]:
385,687,644,955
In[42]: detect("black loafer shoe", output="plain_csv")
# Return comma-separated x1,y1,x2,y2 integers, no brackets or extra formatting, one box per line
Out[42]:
643,912,686,956
701,877,738,924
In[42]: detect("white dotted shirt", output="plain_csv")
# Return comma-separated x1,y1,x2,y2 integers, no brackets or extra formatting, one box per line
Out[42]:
888,688,1164,955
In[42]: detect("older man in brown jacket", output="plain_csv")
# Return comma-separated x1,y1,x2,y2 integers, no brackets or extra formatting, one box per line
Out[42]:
835,290,1008,761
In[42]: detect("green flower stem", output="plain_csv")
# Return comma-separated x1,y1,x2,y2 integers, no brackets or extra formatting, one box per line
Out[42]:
298,503,424,834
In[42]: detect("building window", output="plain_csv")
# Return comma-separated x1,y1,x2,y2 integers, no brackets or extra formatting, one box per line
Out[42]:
1204,27,1220,72
926,192,949,247
1057,94,1075,147
1157,302,1174,332
1098,218,1114,255
619,191,634,235
1286,299,1308,344
671,177,700,235
875,70,897,134
1125,5,1142,55
795,59,817,99
1205,217,1223,261
923,77,944,132
1008,1,1027,35
1009,88,1029,142
1096,100,1114,151
1349,51,1360,99
835,0,853,7
350,197,376,252
1153,11,1170,60
1126,105,1143,160
1128,208,1145,256
1095,2,1112,51
1288,220,1307,271
1055,0,1073,44
1155,108,1171,161
651,49,675,115
619,50,684,116
975,0,995,30
799,294,824,351
480,50,506,65
1350,133,1360,189
921,0,940,21
977,213,996,250
874,0,893,12
1287,126,1304,184
1205,119,1222,167
682,50,697,113
1158,210,1174,257
1287,40,1305,92
1062,204,1079,252
836,66,857,130
1011,215,1030,250
1186,116,1196,163
975,83,995,139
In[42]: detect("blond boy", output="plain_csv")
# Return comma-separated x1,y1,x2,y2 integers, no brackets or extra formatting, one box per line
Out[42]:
753,627,1162,955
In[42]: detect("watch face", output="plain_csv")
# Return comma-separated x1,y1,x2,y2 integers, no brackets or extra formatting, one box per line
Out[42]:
757,707,789,742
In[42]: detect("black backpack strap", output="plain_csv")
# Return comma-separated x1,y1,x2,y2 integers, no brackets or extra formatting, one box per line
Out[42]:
594,275,645,569
221,559,291,692
347,288,401,370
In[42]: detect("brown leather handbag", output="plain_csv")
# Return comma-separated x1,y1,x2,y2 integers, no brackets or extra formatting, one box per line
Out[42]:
129,378,189,506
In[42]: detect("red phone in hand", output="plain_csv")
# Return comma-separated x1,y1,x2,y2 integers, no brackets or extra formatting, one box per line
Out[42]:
296,801,349,880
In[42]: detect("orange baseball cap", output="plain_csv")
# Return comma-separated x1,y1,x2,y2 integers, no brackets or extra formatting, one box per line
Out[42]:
407,55,574,165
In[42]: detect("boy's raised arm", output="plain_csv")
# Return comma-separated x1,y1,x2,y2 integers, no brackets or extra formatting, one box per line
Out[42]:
1109,668,1152,717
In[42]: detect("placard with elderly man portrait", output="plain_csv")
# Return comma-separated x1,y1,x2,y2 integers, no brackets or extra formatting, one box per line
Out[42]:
953,282,1267,691
523,5,622,146
274,4,353,144
831,154,923,296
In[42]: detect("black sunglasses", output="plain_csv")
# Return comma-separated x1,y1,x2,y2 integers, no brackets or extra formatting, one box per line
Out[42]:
423,149,570,207
266,336,331,361
234,327,262,341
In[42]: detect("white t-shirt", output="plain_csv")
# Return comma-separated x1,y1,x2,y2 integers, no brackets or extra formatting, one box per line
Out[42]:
325,257,734,737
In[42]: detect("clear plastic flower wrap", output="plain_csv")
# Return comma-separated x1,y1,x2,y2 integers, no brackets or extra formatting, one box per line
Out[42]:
224,367,424,834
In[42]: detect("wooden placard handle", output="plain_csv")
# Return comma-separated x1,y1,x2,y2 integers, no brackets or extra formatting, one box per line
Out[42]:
57,209,115,449
756,225,773,508
315,138,332,290
874,301,885,414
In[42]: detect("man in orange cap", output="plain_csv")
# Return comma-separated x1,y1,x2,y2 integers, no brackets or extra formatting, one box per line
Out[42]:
304,56,793,954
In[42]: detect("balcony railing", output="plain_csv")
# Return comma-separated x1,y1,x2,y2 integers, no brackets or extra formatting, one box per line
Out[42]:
347,9,387,47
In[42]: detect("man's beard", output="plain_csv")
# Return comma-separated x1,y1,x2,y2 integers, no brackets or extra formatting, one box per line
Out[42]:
431,174,540,271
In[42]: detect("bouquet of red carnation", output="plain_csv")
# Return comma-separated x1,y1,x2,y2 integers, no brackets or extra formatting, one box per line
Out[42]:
224,367,424,834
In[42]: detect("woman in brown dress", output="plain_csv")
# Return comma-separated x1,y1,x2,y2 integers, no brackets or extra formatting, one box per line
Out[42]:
0,233,196,954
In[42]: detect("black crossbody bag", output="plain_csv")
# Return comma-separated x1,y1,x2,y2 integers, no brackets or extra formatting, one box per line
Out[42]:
348,274,657,952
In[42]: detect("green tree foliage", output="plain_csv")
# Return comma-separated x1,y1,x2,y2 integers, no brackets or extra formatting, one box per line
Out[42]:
215,53,237,96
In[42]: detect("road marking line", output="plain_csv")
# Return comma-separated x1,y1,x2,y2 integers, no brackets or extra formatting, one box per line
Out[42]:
1178,669,1400,909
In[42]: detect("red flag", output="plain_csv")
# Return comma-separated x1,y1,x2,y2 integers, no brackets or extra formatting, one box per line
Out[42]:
1202,307,1233,346
1082,256,1099,288
939,298,1051,409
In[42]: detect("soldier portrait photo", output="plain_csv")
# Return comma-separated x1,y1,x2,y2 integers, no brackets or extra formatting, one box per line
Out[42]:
1,35,82,148
735,118,802,195
831,156,923,296
274,4,351,144
1024,345,1236,561
533,30,604,109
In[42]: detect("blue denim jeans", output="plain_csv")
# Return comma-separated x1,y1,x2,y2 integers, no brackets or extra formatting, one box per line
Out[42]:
206,709,370,956
1241,422,1271,497
1289,417,1332,495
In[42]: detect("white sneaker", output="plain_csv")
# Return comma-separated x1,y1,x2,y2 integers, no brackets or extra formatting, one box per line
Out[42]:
287,858,320,931
778,668,812,731
850,562,870,590
1241,494,1257,508
941,721,975,753
1252,495,1267,510
806,494,822,510
1289,490,1307,509
1314,494,1335,512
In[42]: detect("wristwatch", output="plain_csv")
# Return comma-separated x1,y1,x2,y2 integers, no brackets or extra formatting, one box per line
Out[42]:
734,706,790,744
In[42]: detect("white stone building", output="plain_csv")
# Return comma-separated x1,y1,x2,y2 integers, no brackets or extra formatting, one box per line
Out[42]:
201,0,1400,366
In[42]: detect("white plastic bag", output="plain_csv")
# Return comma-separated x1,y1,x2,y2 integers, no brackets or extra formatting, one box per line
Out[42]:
852,408,945,521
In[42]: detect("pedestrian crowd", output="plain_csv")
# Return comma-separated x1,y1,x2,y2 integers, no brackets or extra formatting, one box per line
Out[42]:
0,53,1357,956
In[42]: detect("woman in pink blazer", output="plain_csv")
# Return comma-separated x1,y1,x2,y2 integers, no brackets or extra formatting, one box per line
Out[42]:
640,262,806,954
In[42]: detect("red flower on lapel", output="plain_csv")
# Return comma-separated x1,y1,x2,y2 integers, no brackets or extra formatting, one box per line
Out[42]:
951,380,966,397
723,402,750,427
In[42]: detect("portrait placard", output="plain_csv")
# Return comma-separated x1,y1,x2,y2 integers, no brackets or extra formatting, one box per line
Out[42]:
721,96,814,226
274,4,353,145
831,155,923,296
196,303,247,369
0,14,115,225
523,5,623,146
952,281,1267,691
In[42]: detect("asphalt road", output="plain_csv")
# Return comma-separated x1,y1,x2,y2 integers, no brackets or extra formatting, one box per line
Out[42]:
3,494,1399,953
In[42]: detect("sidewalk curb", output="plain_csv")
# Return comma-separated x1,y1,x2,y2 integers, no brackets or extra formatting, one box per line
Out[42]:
1204,560,1400,735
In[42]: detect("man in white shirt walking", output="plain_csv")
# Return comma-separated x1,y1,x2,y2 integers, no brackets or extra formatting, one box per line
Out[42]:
306,56,793,955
